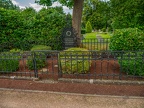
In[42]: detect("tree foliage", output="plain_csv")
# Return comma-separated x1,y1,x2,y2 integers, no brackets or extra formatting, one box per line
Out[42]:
86,21,92,33
35,0,73,8
35,0,84,44
83,0,144,30
0,0,19,10
83,0,111,30
110,0,144,30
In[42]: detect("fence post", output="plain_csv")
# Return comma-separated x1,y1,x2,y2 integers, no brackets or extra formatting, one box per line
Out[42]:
58,52,63,78
33,52,38,78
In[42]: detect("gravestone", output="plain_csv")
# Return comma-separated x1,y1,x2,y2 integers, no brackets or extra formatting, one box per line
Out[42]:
62,27,77,49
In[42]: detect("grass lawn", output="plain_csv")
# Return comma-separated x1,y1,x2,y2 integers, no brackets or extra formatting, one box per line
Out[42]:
84,32,97,39
81,32,111,50
84,32,111,39
99,33,111,38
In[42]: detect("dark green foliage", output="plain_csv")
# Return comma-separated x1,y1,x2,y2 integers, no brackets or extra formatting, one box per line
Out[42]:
0,7,66,51
109,28,144,51
102,28,106,32
0,8,24,51
81,29,86,34
110,0,144,30
118,52,144,76
86,21,92,33
59,48,91,74
0,52,20,73
0,0,20,10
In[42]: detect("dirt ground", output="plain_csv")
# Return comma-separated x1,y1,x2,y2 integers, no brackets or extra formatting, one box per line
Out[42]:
0,79,144,97
0,89,144,108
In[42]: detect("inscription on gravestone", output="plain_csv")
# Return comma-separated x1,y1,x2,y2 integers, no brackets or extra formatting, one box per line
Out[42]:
62,27,77,49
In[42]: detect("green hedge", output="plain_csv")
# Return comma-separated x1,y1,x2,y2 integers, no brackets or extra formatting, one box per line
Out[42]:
109,28,144,51
118,52,144,76
59,48,91,74
0,7,66,51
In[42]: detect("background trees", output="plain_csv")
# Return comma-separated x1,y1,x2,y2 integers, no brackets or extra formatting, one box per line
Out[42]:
82,0,144,31
110,0,144,30
0,0,19,10
83,0,111,31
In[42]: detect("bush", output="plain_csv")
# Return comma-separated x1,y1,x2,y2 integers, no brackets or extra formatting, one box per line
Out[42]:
0,52,20,73
109,28,144,51
31,45,51,51
86,21,92,33
26,52,46,70
26,45,49,70
102,28,106,32
59,48,91,74
10,48,22,53
118,52,144,76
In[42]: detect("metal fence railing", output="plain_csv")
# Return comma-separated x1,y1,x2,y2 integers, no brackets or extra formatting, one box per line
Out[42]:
0,50,144,81
81,38,110,51
0,38,110,52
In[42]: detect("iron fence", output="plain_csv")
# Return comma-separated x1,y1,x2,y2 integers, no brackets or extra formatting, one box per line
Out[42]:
0,50,144,81
80,38,110,51
0,38,110,52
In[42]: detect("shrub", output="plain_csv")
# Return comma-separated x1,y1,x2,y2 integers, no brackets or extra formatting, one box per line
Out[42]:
26,45,49,70
86,21,92,33
118,52,144,76
26,52,46,70
0,52,20,73
109,28,144,51
59,47,91,74
31,45,51,51
102,28,106,32
10,48,22,53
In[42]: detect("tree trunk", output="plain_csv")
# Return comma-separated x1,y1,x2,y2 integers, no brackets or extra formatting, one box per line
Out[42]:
72,0,84,46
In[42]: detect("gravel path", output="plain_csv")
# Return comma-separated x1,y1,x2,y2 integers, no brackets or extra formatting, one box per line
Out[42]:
0,89,144,108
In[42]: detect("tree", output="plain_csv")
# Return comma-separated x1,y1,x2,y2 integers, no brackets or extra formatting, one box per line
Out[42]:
110,0,144,30
0,0,19,10
86,21,92,33
82,0,111,30
35,0,84,45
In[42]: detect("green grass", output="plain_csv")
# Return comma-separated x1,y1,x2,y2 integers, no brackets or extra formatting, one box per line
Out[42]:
82,32,97,43
99,33,111,38
81,32,110,50
84,32,111,39
84,32,97,39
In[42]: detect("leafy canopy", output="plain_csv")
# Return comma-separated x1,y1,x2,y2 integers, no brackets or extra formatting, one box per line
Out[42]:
0,0,19,10
35,0,74,8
